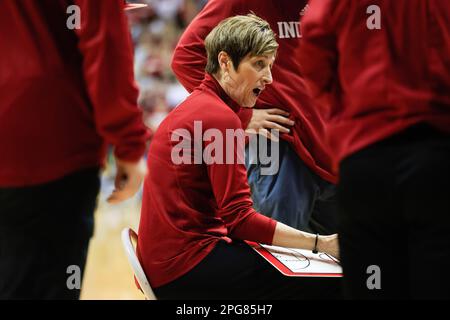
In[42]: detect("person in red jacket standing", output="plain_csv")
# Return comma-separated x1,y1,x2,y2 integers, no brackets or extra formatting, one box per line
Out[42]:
0,1,149,299
300,0,450,299
171,0,338,235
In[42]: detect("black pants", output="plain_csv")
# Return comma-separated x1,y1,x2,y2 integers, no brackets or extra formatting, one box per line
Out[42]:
0,167,100,300
154,240,342,300
338,124,450,299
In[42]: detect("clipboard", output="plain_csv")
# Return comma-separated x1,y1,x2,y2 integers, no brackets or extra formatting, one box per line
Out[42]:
246,241,343,277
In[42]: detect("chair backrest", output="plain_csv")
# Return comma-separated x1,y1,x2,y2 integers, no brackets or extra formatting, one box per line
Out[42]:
121,228,157,300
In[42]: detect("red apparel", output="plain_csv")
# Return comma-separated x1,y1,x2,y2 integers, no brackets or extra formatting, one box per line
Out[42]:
0,0,149,187
171,0,337,183
137,74,277,288
299,0,450,170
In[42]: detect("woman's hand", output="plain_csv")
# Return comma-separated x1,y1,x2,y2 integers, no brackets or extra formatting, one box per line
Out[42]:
272,222,340,260
107,157,147,204
245,108,294,141
318,234,340,260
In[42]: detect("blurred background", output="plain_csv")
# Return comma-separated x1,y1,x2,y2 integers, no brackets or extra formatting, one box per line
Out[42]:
80,0,206,300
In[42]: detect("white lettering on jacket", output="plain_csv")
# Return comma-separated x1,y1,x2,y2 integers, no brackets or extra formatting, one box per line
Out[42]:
277,21,301,39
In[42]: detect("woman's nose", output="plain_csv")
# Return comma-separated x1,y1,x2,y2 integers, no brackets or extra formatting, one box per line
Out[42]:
263,68,273,84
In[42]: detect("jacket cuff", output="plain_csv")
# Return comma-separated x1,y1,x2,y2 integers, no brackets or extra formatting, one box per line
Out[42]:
237,107,253,129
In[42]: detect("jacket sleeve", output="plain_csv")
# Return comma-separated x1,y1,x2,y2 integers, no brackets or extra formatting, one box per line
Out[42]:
236,107,253,130
205,114,276,245
298,0,343,110
74,0,150,162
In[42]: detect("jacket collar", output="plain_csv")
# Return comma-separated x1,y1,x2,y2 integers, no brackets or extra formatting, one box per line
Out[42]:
199,73,242,113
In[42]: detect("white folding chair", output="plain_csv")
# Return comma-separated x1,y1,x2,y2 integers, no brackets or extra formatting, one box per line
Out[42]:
121,228,157,300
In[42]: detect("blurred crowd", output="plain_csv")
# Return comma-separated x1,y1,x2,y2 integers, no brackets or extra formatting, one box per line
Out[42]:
126,0,207,132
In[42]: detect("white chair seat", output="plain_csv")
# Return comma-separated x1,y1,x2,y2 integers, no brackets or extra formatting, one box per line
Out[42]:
121,228,157,300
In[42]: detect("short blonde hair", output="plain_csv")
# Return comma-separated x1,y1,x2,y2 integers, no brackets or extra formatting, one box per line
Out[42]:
205,14,278,74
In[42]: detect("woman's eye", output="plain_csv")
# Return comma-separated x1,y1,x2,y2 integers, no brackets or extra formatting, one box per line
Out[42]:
256,61,265,69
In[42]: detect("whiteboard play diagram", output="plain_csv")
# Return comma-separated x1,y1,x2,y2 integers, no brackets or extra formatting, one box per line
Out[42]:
247,242,343,277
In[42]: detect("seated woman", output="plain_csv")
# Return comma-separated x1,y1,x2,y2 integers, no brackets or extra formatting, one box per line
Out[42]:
137,14,340,299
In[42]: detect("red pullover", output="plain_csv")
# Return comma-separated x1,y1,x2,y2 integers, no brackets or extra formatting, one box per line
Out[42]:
0,0,149,186
299,0,450,170
137,74,276,288
171,0,336,183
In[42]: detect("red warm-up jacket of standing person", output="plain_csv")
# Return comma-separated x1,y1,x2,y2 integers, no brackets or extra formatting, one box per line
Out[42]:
171,0,337,183
299,0,450,170
0,0,149,187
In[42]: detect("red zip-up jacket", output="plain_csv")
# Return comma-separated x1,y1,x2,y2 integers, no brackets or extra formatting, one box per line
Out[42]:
137,74,276,288
299,0,450,170
171,0,337,183
0,0,149,187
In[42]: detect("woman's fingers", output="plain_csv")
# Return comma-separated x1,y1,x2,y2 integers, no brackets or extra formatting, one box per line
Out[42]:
263,120,291,133
267,108,290,116
267,114,295,126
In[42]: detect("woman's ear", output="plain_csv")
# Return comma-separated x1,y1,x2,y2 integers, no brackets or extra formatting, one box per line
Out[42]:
217,51,230,72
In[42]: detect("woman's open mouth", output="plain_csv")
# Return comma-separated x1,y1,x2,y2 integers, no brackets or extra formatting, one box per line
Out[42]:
253,87,263,97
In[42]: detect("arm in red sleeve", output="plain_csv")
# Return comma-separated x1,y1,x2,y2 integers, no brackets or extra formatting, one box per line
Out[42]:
74,0,149,162
236,107,253,130
205,113,276,245
171,0,245,93
298,0,344,109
